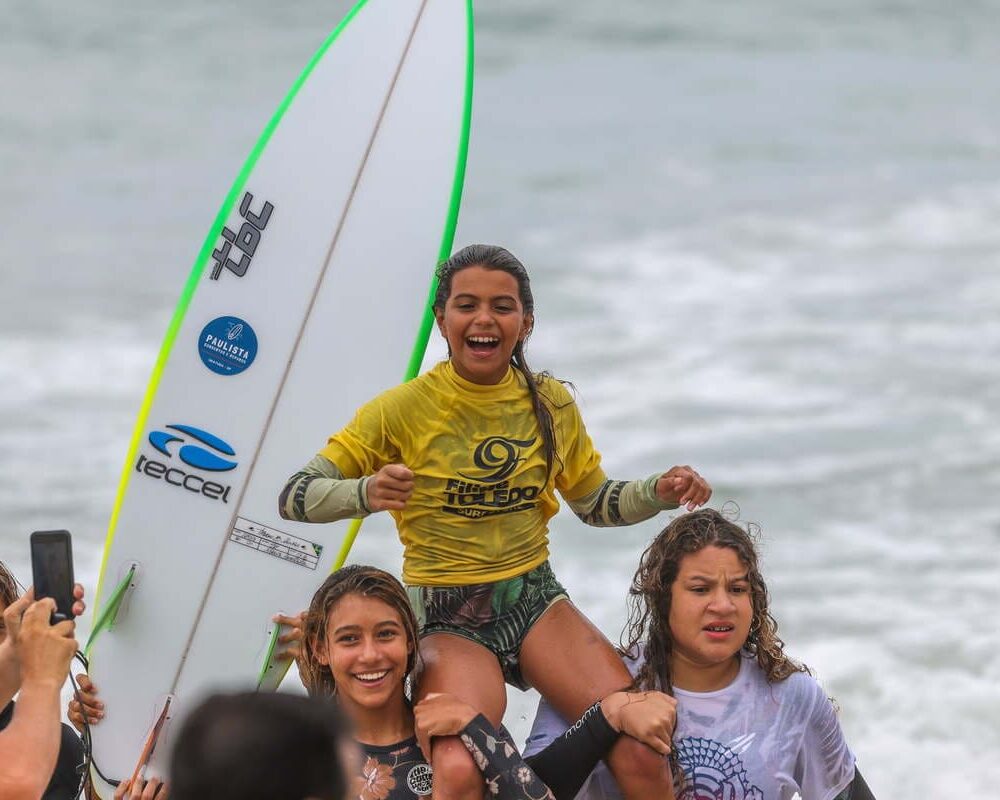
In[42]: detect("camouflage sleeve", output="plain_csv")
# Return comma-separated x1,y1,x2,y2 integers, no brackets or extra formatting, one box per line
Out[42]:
278,455,371,523
566,473,678,527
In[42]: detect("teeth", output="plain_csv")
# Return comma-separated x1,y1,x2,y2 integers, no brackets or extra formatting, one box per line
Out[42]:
355,670,389,681
706,626,731,632
468,336,498,343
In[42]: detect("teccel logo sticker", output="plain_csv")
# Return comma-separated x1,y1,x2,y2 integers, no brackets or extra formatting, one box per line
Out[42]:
199,316,258,376
136,424,237,503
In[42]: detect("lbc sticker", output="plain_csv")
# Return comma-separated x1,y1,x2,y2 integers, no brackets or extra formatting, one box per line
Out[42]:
210,191,274,280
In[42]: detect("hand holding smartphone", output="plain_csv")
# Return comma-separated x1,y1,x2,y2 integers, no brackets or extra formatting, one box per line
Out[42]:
30,530,76,624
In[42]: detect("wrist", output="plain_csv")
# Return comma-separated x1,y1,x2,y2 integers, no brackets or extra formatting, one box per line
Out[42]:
357,476,373,514
599,692,626,733
19,672,65,692
649,474,679,509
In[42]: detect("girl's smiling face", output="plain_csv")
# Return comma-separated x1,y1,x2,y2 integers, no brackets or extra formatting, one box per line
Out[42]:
668,545,753,689
434,265,533,385
315,593,413,717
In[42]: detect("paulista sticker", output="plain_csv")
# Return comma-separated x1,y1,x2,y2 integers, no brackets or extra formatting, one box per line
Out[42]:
198,316,258,376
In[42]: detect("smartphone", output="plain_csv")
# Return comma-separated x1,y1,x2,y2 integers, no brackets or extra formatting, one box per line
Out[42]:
30,530,75,623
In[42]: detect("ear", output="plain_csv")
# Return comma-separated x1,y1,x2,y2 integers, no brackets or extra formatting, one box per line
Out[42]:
520,313,534,341
434,307,446,335
312,637,329,667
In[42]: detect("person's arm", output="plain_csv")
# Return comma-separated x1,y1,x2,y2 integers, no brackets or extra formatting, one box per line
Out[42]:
833,768,875,800
0,620,21,709
566,466,710,526
0,584,84,710
278,455,416,523
0,597,78,800
521,701,615,799
278,455,371,523
413,694,555,798
525,691,677,800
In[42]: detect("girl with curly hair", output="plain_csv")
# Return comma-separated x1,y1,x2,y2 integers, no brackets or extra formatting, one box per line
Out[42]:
526,509,876,800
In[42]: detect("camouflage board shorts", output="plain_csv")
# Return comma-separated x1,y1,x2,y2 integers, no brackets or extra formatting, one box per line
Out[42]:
406,560,568,690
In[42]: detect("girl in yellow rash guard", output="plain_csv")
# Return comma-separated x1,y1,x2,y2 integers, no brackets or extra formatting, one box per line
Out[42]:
279,244,712,800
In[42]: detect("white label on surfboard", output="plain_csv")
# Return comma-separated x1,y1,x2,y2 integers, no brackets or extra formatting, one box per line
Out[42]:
228,517,323,570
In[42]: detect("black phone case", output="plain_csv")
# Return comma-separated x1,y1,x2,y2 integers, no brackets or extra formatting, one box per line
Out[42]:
30,530,75,622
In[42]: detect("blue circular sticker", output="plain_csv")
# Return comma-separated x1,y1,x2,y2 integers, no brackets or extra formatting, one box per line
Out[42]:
199,316,258,376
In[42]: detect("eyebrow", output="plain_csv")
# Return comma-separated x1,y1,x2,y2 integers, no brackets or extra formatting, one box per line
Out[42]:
332,620,402,635
686,573,750,582
451,292,518,303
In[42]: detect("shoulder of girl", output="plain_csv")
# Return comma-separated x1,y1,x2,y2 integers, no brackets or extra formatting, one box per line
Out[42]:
537,375,576,407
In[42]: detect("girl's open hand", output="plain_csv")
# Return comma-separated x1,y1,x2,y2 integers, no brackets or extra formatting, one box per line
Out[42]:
655,466,711,511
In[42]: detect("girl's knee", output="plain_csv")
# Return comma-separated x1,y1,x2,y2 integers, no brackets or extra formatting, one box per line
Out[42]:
431,737,484,800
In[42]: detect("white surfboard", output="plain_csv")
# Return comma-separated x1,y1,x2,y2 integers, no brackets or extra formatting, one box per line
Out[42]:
86,0,473,792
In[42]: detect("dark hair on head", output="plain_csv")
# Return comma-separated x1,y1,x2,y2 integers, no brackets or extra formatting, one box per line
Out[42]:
0,560,20,608
302,564,418,699
622,507,807,695
434,244,561,478
169,691,350,800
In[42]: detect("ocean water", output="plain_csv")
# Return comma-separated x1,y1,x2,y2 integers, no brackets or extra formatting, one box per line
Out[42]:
2,1,998,794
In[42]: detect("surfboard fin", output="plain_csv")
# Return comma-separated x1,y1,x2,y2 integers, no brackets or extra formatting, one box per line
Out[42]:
128,694,173,787
256,616,294,692
84,562,140,658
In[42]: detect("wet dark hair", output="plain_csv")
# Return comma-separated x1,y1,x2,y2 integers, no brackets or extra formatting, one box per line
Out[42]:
302,564,418,700
169,691,349,800
622,507,807,694
0,560,19,608
434,244,559,477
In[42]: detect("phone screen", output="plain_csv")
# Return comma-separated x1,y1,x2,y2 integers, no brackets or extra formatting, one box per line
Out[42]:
30,530,75,621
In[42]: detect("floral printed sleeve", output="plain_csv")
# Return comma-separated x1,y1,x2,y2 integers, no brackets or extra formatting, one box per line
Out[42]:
459,715,556,799
460,703,618,800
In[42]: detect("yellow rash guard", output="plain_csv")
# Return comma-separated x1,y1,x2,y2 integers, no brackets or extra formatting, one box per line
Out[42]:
317,361,607,585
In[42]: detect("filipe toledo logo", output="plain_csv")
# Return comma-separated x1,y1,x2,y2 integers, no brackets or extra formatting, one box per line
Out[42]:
444,436,540,519
136,424,238,503
458,436,535,483
199,316,258,376
210,191,274,280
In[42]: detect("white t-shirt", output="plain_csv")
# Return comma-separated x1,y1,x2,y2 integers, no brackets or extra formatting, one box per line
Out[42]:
525,650,855,800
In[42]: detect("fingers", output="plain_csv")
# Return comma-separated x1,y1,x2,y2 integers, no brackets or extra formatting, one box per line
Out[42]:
21,597,57,629
272,613,305,661
658,466,712,511
115,778,167,800
272,612,305,628
416,728,431,764
138,777,168,800
3,591,32,639
72,583,86,617
69,673,104,729
367,464,415,511
383,464,415,481
618,691,677,755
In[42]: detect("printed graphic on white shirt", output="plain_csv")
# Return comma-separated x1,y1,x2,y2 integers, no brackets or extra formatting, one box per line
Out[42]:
676,737,763,800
